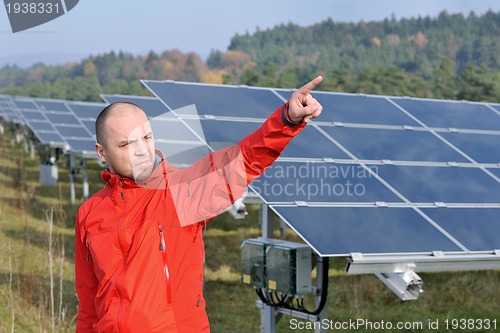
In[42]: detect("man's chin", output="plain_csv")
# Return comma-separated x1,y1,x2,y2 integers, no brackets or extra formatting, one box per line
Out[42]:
133,166,154,183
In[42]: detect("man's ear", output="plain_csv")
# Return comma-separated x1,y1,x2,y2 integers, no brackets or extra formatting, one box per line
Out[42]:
95,143,107,164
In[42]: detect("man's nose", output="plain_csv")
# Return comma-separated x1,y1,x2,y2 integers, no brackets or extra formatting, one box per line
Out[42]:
133,138,149,155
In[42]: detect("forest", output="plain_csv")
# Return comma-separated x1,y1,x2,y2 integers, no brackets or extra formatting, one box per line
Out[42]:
0,10,499,102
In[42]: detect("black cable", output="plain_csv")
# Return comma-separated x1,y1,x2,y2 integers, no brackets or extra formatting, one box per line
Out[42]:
255,257,329,316
305,257,329,315
255,288,272,306
287,257,329,315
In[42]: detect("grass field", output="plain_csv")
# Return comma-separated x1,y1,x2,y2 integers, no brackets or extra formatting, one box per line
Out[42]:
0,130,499,333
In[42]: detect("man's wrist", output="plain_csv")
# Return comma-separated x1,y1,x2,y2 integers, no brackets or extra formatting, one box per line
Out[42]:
281,102,300,127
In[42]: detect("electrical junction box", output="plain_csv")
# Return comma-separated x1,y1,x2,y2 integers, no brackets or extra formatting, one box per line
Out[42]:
240,237,312,295
241,238,266,288
39,163,58,187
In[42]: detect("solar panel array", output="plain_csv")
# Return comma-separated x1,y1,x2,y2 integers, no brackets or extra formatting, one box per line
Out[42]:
142,80,500,257
0,95,105,157
1,83,499,258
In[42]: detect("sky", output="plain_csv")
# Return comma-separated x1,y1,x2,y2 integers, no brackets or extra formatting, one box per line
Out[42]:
1,0,499,67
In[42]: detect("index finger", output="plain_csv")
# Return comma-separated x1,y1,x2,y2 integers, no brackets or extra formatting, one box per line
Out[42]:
295,75,323,98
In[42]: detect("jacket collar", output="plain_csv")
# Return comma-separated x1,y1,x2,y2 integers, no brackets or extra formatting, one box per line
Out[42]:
100,149,176,189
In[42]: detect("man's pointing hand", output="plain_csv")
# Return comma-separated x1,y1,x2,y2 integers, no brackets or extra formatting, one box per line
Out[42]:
288,75,324,123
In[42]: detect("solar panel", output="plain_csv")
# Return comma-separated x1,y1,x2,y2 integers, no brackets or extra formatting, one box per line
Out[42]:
29,121,56,132
376,165,500,203
489,104,500,114
251,161,402,203
271,206,462,256
66,101,105,120
112,80,500,258
65,101,105,140
11,97,67,148
19,110,46,121
5,97,98,156
276,90,419,126
438,132,500,164
0,95,23,123
44,113,82,126
319,126,469,163
142,81,285,118
391,97,500,131
421,208,500,251
13,99,37,110
487,168,500,180
29,98,96,155
101,94,169,118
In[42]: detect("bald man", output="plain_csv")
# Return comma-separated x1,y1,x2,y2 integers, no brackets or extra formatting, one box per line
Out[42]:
74,76,323,333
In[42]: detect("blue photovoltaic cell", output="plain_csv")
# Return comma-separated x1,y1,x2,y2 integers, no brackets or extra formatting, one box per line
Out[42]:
391,98,500,131
55,126,91,138
251,161,401,203
155,141,210,166
44,113,81,125
487,103,500,114
36,132,65,144
320,126,469,163
20,110,46,121
29,121,55,132
376,165,500,203
281,126,349,159
67,103,104,119
488,169,500,180
144,81,284,118
276,90,419,126
36,100,70,112
272,206,462,256
4,110,22,123
438,133,500,164
422,208,500,251
184,119,349,159
151,118,201,143
65,139,96,154
102,95,169,118
185,119,260,148
13,100,37,110
82,120,96,136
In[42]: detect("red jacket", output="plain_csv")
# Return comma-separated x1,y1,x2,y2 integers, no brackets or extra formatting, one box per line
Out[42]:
75,105,305,332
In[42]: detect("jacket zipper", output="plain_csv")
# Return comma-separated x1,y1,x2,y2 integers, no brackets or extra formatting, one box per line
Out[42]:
117,177,125,333
159,224,172,304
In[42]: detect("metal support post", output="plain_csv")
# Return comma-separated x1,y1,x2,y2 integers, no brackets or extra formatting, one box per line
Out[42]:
82,158,89,200
315,255,328,333
259,203,275,332
68,153,76,205
260,204,274,238
70,172,76,205
260,300,276,333
30,140,35,160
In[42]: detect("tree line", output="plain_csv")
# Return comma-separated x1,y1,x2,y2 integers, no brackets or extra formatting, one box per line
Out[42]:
0,10,499,102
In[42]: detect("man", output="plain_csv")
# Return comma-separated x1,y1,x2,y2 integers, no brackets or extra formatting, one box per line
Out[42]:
75,76,323,332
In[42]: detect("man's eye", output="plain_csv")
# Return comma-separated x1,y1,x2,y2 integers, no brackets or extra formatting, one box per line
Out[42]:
120,142,131,148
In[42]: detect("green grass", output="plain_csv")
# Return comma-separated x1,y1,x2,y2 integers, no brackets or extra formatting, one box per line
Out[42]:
0,130,499,332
